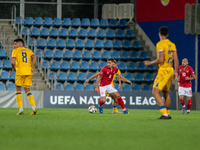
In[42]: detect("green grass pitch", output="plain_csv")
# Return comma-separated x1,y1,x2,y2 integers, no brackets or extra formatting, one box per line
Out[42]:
0,108,200,150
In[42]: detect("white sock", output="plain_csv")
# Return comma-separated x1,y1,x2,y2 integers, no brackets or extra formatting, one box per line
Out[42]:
122,108,126,111
183,105,185,107
32,106,36,111
187,110,190,112
163,114,168,116
19,108,23,112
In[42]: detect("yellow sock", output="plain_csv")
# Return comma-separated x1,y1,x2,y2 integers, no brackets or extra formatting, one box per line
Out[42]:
113,106,117,111
16,91,23,109
26,92,36,107
159,105,168,115
166,107,171,115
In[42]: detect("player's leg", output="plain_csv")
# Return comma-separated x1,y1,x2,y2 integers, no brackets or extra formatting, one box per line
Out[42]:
110,94,121,113
186,87,192,114
98,86,107,113
24,75,37,115
15,75,24,115
162,90,171,115
179,87,186,113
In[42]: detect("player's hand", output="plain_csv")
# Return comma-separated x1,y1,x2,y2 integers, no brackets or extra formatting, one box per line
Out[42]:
95,87,99,93
143,60,151,66
31,67,34,73
118,83,121,89
173,72,178,80
129,81,132,85
177,78,180,82
185,77,190,80
12,68,15,73
85,79,89,83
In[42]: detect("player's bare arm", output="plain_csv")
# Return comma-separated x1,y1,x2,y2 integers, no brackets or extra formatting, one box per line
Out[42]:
173,51,179,80
185,74,195,80
143,51,164,66
116,74,121,89
120,76,132,85
85,73,99,83
95,76,101,93
11,57,16,73
31,54,37,73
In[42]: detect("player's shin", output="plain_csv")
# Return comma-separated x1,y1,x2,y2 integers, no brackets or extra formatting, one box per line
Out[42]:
159,105,168,116
179,99,185,107
26,92,36,110
116,96,125,110
166,107,171,114
16,91,23,112
187,99,192,112
99,100,105,107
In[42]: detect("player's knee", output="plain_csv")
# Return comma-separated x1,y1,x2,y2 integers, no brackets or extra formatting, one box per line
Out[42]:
101,97,106,102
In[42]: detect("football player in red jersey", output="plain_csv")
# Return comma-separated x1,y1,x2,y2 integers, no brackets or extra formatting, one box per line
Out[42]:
177,58,195,114
95,58,129,114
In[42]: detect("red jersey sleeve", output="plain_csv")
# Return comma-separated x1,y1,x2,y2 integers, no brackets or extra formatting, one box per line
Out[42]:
190,67,195,76
99,67,105,77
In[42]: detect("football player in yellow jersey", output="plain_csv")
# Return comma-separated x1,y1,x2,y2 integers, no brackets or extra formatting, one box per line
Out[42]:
144,27,179,119
11,38,37,115
85,59,132,113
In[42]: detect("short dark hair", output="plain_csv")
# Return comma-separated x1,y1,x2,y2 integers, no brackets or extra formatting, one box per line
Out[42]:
107,57,115,62
14,38,24,46
159,26,169,36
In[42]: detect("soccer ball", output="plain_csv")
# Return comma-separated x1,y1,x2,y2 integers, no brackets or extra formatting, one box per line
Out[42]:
88,106,97,113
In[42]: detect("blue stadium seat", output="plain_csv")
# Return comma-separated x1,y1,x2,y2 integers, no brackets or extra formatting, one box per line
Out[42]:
7,83,16,91
44,50,54,59
75,84,84,91
133,40,143,49
131,51,140,59
112,51,121,60
95,40,105,49
29,39,37,46
100,19,109,27
63,18,72,26
98,29,107,38
0,60,3,69
145,73,154,82
107,29,117,38
126,30,136,38
119,62,128,71
48,39,58,48
74,50,83,59
88,72,96,81
60,28,70,37
58,39,67,48
138,62,147,71
35,17,43,26
133,85,142,91
88,29,97,38
0,49,7,58
55,84,64,90
78,72,87,81
35,50,44,58
116,30,125,38
72,18,82,27
128,62,137,70
31,28,40,36
115,85,122,91
52,61,61,70
41,28,50,37
10,71,16,80
77,39,86,48
124,85,132,91
66,84,74,90
140,51,150,60
126,73,135,82
105,40,114,49
110,19,118,27
143,85,151,91
1,71,10,80
82,18,91,27
68,72,78,81
100,62,107,68
136,73,144,82
91,18,100,27
114,40,123,49
61,61,70,70
64,50,73,59
70,28,79,37
4,60,12,69
79,29,88,37
119,19,128,27
147,65,157,71
93,51,102,59
51,28,60,37
58,72,67,81
54,18,63,26
124,40,133,49
55,50,64,59
80,61,89,70
44,17,54,26
67,39,77,48
86,40,95,49
121,51,130,59
0,83,6,90
102,51,111,59
83,50,92,59
85,84,94,91
23,17,34,26
16,17,24,25
71,61,80,70
42,61,51,69
90,61,99,70
49,72,57,80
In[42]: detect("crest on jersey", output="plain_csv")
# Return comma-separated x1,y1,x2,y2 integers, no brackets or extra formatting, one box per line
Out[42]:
161,0,170,6
182,73,186,76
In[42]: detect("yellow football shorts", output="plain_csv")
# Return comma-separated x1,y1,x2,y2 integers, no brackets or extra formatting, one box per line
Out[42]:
15,75,32,88
153,67,174,91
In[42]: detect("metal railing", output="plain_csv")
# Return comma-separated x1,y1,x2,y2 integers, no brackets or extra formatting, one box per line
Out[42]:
11,5,16,29
30,83,39,91
0,26,5,49
6,37,11,59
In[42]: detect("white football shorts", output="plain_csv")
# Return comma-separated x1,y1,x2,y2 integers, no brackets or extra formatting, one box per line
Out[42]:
99,84,117,97
178,86,192,97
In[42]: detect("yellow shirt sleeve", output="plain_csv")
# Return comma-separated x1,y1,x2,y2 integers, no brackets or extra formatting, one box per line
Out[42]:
118,69,121,75
156,42,164,54
12,49,16,58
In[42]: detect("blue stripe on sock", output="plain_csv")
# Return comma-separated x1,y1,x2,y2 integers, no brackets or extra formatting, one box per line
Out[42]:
113,106,117,108
159,105,166,109
16,92,21,95
27,93,32,97
166,107,171,110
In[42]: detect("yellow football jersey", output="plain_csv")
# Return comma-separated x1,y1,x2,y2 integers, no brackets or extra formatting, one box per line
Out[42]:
12,47,34,75
111,69,121,86
156,39,177,69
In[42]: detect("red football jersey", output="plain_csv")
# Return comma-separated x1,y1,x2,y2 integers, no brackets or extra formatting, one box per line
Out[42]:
178,65,195,88
99,66,118,86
